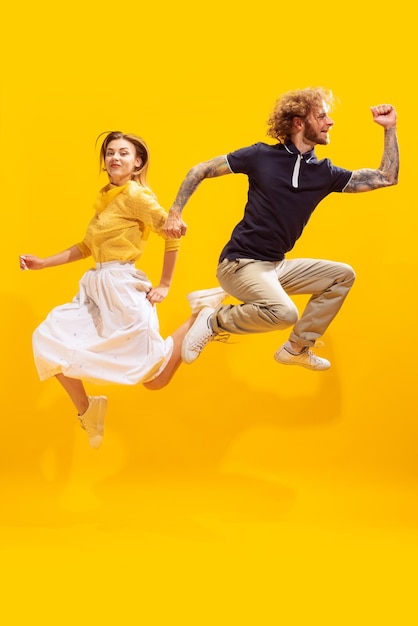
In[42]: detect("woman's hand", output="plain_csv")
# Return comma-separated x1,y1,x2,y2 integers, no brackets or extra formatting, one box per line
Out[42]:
146,284,169,304
19,254,45,271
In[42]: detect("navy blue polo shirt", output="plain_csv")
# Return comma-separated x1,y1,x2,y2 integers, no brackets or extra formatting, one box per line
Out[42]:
219,141,353,263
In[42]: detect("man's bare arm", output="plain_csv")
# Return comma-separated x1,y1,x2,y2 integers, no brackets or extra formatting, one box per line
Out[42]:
164,156,231,238
345,109,399,193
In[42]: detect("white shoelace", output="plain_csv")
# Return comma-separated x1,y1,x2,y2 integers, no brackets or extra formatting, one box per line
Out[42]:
190,330,230,353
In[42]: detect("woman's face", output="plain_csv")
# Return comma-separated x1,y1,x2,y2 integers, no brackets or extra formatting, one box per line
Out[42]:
104,138,141,186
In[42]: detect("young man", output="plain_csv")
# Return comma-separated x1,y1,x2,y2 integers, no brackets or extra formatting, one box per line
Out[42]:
165,87,399,370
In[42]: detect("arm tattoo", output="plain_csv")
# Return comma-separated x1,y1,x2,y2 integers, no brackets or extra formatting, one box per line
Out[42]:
345,168,388,192
169,156,231,213
344,126,399,193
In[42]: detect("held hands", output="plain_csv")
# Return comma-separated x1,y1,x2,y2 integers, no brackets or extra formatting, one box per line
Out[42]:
163,211,187,239
146,284,169,305
370,104,397,128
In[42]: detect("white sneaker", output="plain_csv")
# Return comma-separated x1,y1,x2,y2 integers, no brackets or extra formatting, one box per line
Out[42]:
78,395,107,448
274,345,330,371
187,287,226,314
182,307,216,364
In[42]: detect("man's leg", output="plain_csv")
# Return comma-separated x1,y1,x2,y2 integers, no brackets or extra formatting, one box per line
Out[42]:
181,259,299,364
213,258,298,334
277,258,356,348
272,258,355,370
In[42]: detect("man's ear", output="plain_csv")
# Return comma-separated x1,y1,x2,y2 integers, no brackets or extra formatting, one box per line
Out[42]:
292,116,304,130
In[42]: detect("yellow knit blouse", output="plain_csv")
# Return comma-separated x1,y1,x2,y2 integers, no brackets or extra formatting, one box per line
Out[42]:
76,181,180,263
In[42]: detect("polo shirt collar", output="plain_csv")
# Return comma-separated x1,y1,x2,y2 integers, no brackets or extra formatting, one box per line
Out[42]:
284,141,315,159
284,142,315,189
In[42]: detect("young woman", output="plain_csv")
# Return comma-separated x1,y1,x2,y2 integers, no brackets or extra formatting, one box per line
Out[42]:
20,131,225,448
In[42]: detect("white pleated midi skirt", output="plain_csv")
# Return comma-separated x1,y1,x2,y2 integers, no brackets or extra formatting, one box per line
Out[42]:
33,261,173,385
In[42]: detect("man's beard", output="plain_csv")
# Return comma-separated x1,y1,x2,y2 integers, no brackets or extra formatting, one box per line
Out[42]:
304,119,329,145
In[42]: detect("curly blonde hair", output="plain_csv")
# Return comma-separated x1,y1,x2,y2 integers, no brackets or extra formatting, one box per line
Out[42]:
267,87,334,143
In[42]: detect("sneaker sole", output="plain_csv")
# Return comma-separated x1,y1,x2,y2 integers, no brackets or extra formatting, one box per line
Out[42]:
89,434,103,449
274,352,330,371
187,286,224,297
187,287,226,308
89,396,107,449
181,308,214,364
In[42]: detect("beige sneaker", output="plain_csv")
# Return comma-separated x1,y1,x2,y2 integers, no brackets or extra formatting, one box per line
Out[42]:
187,287,226,315
78,396,107,448
274,345,330,371
182,307,216,364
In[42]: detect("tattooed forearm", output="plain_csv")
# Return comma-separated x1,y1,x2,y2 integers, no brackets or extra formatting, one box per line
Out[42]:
345,126,399,193
169,156,231,214
169,166,205,213
379,126,399,183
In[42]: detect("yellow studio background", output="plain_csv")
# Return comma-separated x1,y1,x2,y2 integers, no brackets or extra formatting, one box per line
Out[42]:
1,1,417,624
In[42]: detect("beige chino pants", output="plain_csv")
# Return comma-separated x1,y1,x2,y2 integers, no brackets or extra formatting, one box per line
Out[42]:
215,257,356,348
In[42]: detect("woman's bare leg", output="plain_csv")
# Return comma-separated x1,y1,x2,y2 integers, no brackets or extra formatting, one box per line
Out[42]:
56,373,106,448
143,315,197,390
55,373,89,414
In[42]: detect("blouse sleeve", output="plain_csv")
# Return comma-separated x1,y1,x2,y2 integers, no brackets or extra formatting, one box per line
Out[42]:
75,240,92,258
